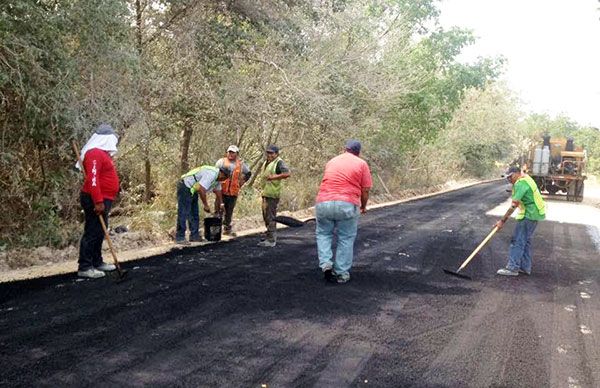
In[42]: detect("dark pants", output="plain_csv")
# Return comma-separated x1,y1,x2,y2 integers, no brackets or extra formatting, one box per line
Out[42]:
79,192,112,271
176,181,200,241
223,195,238,231
261,197,279,242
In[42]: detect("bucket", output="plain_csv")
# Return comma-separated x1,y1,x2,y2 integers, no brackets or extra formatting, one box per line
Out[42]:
204,217,222,241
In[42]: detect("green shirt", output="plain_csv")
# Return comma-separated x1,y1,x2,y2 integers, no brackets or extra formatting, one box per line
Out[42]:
512,177,545,221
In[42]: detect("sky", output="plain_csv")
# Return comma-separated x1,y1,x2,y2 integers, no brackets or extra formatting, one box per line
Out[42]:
438,0,600,128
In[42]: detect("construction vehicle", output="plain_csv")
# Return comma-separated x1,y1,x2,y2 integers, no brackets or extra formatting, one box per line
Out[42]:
524,135,587,202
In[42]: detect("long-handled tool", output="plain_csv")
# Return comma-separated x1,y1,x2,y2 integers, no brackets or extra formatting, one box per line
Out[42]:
443,226,499,280
442,202,517,280
273,215,316,228
73,141,128,282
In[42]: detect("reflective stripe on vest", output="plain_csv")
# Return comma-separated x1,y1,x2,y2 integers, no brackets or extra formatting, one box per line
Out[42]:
220,157,243,196
181,165,219,192
261,157,283,198
513,175,546,220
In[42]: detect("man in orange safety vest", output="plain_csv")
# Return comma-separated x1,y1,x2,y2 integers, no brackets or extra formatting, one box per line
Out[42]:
215,145,252,236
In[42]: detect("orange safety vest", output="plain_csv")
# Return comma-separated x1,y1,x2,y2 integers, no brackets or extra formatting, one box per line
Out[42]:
220,157,244,196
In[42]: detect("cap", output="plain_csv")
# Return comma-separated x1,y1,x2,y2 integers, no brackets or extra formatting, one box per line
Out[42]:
227,145,239,153
95,123,117,136
266,144,280,154
345,139,361,155
504,166,521,177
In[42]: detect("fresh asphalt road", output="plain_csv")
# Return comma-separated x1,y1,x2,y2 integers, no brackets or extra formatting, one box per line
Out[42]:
1,182,599,387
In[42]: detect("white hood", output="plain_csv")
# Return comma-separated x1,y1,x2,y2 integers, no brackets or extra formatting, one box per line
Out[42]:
75,133,119,170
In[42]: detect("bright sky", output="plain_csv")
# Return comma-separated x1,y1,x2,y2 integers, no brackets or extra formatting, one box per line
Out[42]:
438,0,600,128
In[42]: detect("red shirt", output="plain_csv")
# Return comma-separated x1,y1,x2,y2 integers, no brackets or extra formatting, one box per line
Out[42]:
82,148,120,203
316,152,372,206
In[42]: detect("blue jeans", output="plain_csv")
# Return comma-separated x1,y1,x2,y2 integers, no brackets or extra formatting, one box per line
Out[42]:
316,201,360,277
507,219,538,273
176,181,200,241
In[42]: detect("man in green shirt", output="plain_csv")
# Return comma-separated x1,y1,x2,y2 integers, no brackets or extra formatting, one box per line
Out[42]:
495,166,546,276
256,145,291,247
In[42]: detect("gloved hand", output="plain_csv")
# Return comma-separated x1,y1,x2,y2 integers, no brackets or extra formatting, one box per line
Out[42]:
94,202,105,215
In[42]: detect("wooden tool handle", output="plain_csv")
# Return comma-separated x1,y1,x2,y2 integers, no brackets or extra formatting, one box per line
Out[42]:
457,226,499,272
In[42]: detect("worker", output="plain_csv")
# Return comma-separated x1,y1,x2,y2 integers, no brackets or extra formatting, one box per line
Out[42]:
495,166,546,276
256,145,291,247
215,145,252,236
315,140,372,283
75,124,120,279
176,165,230,245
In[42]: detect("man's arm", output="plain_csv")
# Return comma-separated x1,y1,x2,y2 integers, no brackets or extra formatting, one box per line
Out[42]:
360,163,373,214
360,188,370,214
241,162,251,185
267,160,291,181
213,190,224,215
84,150,105,214
267,172,290,181
495,200,520,229
194,184,211,213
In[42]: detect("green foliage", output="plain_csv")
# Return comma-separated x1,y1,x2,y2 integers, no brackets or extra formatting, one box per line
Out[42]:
4,0,566,251
0,0,136,248
440,83,522,178
521,114,600,175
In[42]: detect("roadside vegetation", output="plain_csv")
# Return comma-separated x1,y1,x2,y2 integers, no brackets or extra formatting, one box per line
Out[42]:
1,0,599,257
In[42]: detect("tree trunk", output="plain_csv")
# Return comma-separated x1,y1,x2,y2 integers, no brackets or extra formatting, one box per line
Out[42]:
135,0,143,55
137,0,153,203
144,156,152,202
180,125,193,174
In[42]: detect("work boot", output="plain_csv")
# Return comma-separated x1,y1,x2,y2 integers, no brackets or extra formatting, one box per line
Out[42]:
223,228,237,237
77,268,106,279
496,268,518,276
321,263,335,282
335,273,350,284
95,262,116,272
175,239,191,246
189,236,203,242
257,240,276,247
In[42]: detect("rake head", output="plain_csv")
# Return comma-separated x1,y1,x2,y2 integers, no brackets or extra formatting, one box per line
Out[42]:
442,268,472,280
111,268,130,283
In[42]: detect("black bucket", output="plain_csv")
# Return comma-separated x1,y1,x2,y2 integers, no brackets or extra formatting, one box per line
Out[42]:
204,217,222,241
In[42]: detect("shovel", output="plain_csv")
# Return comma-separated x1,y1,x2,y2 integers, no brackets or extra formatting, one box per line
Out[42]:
73,141,128,283
443,226,499,280
273,216,316,227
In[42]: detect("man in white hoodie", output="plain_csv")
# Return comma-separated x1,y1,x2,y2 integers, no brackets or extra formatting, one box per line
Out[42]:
76,124,120,279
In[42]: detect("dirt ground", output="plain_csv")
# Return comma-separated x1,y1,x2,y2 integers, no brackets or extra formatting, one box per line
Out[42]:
0,179,484,283
1,180,599,387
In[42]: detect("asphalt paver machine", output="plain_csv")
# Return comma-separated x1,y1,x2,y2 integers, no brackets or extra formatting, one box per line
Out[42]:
525,135,587,202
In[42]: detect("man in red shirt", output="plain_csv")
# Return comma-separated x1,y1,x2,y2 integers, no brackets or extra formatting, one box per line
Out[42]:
76,124,120,279
315,140,372,283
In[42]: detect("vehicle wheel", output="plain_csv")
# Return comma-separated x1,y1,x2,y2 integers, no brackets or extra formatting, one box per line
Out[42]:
566,181,576,201
575,181,584,202
546,185,559,195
